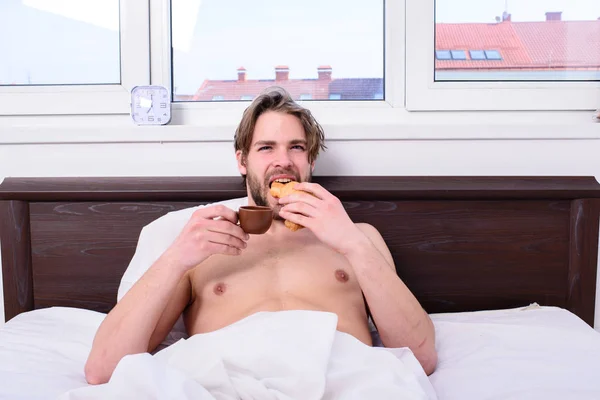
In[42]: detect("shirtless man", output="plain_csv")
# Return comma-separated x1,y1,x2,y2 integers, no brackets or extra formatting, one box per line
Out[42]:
84,87,437,385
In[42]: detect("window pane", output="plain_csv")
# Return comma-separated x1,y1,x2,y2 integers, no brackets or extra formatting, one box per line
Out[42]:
0,1,120,86
469,50,486,60
435,50,452,60
171,0,384,102
450,50,466,60
435,0,600,81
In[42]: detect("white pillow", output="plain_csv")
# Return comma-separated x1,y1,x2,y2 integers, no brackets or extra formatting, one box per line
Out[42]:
117,197,248,348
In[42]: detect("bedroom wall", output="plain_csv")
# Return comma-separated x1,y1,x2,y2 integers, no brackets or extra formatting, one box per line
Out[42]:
1,122,600,329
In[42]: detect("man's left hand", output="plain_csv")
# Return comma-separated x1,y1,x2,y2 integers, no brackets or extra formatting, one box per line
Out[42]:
277,182,365,255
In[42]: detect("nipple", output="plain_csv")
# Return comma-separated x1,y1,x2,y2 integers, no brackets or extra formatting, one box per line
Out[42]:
335,269,349,283
213,283,227,295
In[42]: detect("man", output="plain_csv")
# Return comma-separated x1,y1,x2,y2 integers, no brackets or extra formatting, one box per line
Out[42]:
84,87,437,385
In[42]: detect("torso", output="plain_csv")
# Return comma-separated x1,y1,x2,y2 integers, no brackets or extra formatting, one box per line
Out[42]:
183,221,373,346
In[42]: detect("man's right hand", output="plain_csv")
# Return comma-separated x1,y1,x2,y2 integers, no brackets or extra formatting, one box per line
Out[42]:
163,205,250,271
86,204,249,385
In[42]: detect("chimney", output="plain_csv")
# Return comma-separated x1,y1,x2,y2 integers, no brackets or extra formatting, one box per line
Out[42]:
317,65,332,81
502,11,511,22
275,65,289,81
546,11,562,21
237,67,247,82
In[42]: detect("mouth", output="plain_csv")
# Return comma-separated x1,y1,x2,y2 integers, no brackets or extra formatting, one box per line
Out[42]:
268,175,296,189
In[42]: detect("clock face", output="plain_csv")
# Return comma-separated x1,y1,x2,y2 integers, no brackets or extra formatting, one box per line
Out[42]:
131,85,171,125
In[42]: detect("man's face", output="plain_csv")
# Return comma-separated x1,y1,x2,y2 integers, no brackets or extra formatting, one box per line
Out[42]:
236,111,314,219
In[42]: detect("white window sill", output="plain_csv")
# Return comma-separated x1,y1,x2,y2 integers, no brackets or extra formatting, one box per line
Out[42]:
1,105,599,145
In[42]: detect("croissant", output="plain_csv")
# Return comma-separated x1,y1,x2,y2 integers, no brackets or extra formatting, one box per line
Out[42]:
270,181,310,232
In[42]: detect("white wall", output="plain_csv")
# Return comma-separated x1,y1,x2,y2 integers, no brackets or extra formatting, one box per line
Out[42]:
1,120,600,329
2,138,599,178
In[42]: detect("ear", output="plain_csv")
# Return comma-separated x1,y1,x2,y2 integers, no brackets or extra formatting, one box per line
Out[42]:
310,160,316,173
236,150,247,175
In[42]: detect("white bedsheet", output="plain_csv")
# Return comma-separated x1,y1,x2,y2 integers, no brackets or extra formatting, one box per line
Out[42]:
59,310,434,400
0,307,104,400
1,305,600,399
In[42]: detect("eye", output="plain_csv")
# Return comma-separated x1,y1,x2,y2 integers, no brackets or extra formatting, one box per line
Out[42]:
258,146,272,151
291,145,305,151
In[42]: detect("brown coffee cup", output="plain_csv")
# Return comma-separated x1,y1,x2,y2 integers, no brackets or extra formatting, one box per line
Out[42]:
238,206,273,234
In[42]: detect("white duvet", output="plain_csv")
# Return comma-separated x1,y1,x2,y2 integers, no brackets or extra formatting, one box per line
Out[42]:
2,305,600,400
59,310,436,400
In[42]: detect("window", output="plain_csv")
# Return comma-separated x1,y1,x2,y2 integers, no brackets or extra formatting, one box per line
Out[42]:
434,0,600,82
469,50,486,60
450,50,466,60
484,50,502,61
1,1,120,86
4,0,597,123
435,50,452,60
406,0,600,110
0,0,150,115
170,0,385,102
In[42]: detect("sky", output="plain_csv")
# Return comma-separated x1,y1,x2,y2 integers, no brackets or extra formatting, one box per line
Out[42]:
0,0,120,85
1,0,599,91
171,0,384,93
436,0,600,23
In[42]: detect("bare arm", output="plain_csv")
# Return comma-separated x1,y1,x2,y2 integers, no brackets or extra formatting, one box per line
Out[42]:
84,205,249,385
84,254,191,385
349,223,437,375
148,270,193,353
276,183,437,375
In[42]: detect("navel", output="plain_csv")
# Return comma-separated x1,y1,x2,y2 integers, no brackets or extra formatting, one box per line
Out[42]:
213,282,227,295
335,269,350,283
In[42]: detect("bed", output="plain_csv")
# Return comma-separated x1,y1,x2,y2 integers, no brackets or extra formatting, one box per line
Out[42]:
1,175,600,399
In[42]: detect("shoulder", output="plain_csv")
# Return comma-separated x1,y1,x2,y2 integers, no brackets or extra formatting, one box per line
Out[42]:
354,223,395,268
355,222,383,240
118,197,248,300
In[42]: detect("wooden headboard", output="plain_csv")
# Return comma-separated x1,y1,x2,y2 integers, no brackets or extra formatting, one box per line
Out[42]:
2,176,600,327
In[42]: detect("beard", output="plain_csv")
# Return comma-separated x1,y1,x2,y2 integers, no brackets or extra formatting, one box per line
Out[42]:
246,168,312,220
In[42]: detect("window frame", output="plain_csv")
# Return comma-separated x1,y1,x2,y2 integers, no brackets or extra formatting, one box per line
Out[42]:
0,0,597,145
405,0,600,111
0,0,150,116
150,0,400,126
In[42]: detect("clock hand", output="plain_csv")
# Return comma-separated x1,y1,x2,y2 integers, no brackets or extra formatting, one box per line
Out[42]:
149,94,155,113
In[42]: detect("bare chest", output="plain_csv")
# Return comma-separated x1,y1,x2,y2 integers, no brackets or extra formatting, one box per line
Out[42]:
190,233,359,299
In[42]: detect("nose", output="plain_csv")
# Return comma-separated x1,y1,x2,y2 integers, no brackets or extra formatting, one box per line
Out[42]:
273,148,293,168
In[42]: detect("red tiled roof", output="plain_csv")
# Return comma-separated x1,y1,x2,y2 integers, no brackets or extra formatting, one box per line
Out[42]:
192,78,331,101
514,21,600,68
436,22,531,69
436,20,600,70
